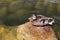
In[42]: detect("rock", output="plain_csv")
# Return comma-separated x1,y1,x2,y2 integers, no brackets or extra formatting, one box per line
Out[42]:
17,22,58,40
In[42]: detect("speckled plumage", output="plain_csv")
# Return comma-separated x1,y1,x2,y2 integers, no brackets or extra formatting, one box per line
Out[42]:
17,22,57,40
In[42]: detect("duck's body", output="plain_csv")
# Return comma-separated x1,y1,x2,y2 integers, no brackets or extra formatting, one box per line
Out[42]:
17,22,57,40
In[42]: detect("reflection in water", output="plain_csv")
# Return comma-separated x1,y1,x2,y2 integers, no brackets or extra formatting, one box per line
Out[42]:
48,0,60,3
53,16,60,21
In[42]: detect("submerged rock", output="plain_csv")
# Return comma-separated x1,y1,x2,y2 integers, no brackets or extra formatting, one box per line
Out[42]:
17,22,57,40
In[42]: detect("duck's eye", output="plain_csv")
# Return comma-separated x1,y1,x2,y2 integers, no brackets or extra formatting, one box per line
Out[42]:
48,19,53,22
